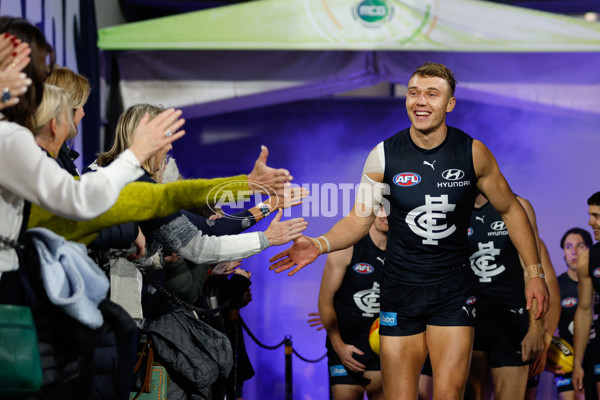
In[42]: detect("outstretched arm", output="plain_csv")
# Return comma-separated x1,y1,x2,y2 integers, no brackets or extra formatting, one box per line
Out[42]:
573,250,594,394
473,140,548,318
318,246,366,372
269,144,385,275
29,175,251,244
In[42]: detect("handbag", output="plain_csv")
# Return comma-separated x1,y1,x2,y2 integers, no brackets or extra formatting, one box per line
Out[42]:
0,304,43,397
0,228,43,397
130,340,168,400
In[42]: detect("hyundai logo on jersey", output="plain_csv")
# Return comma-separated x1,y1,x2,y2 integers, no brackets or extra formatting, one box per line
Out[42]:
490,221,506,231
393,172,421,187
353,263,374,274
380,311,397,326
441,169,465,181
329,365,348,377
561,297,578,308
465,296,477,305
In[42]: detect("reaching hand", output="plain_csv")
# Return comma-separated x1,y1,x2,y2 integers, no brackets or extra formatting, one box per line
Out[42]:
0,34,31,111
247,145,293,195
263,209,307,246
212,260,241,276
307,312,325,331
234,268,251,279
269,236,321,276
128,228,146,261
264,186,310,211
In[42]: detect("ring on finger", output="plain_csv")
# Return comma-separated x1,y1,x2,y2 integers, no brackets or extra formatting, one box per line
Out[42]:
1,87,10,102
165,130,172,137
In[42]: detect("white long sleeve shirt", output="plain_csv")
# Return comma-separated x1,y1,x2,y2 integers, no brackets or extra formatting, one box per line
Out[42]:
0,120,144,272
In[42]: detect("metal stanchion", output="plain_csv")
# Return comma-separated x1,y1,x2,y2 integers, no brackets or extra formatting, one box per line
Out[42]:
284,336,293,400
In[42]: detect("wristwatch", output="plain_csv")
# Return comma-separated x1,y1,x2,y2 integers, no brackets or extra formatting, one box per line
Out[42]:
256,202,271,217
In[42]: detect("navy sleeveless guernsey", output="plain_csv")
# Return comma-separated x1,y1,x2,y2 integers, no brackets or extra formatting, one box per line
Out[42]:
334,234,385,338
588,243,600,334
557,272,599,344
468,201,525,321
382,126,477,285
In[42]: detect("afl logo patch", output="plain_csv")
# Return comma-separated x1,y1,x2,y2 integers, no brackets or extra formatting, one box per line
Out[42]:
465,296,477,305
467,227,473,236
594,268,600,278
442,169,465,181
393,172,421,187
490,221,506,231
561,297,577,308
353,263,374,274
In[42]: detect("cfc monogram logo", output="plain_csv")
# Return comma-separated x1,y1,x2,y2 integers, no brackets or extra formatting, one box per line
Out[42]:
469,241,506,282
353,282,380,317
406,195,456,245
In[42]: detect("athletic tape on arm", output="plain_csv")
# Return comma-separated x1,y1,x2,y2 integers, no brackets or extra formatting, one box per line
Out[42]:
356,142,388,215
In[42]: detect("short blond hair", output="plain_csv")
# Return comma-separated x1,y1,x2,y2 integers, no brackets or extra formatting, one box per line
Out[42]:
33,84,76,138
46,66,91,109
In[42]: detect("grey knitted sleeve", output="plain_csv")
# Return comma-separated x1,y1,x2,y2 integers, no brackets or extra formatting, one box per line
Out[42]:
150,214,270,264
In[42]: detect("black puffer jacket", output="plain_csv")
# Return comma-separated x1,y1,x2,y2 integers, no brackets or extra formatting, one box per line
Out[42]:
147,309,233,400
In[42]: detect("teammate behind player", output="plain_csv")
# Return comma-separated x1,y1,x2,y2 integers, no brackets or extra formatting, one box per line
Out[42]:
467,194,558,400
318,208,387,400
552,227,595,400
573,192,600,397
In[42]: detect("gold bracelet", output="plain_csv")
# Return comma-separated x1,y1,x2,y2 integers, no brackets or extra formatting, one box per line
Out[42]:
526,263,545,279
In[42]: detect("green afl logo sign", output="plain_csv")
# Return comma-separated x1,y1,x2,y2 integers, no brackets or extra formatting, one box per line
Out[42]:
354,0,393,27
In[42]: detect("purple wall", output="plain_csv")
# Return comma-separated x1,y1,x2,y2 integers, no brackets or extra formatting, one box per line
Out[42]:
171,96,598,399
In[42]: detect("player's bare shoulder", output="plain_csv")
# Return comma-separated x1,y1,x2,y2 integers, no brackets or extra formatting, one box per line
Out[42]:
472,139,500,179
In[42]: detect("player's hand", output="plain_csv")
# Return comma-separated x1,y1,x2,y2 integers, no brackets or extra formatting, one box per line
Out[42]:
525,277,549,319
334,343,366,373
521,327,545,362
572,363,585,394
545,361,565,375
528,349,548,377
307,312,324,331
247,145,292,195
269,236,321,276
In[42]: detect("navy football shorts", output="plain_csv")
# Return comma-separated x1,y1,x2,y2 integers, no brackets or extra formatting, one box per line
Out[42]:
379,271,476,336
326,336,380,386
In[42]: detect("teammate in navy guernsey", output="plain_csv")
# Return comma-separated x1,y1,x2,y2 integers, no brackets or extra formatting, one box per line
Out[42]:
466,194,560,400
573,192,600,396
552,227,597,400
269,62,549,400
318,209,387,400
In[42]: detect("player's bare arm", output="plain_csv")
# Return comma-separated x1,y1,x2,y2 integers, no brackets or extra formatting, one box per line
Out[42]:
269,146,383,275
473,139,548,318
318,247,367,373
573,249,593,394
528,240,560,376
